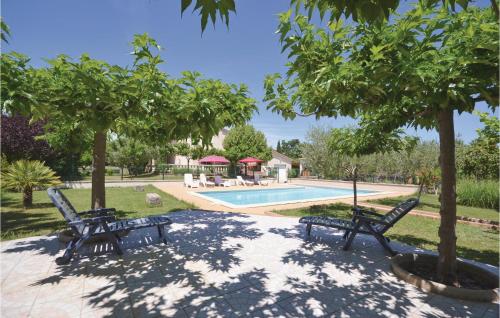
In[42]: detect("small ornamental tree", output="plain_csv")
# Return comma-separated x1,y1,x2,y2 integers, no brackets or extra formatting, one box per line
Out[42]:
108,137,156,177
264,4,498,284
1,114,55,162
0,114,86,179
329,127,417,207
175,142,194,169
2,160,61,208
223,125,272,163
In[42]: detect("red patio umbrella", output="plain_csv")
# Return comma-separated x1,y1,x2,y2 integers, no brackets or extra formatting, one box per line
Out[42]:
199,155,230,165
238,157,264,163
238,157,264,176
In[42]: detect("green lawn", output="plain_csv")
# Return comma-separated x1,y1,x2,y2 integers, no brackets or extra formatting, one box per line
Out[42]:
0,186,195,241
369,193,499,222
276,203,499,266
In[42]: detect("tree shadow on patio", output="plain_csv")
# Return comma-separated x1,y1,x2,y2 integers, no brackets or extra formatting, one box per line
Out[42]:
2,210,498,317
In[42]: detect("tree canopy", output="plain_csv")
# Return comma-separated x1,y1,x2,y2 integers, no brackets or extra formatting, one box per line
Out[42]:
458,112,499,179
265,5,498,129
180,0,480,32
223,125,272,162
264,2,498,284
278,139,302,159
2,33,256,208
329,128,417,158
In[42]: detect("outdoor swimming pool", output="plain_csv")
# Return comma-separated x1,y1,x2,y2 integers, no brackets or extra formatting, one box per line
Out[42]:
192,185,381,208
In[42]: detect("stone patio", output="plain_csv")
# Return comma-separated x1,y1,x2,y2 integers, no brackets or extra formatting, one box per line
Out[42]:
1,210,498,317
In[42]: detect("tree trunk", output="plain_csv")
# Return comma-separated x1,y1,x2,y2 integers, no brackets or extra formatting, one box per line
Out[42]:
91,130,106,209
491,0,499,19
23,186,33,208
436,109,458,285
353,166,358,207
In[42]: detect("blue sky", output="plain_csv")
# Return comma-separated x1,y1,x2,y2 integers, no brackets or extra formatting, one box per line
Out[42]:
3,0,496,147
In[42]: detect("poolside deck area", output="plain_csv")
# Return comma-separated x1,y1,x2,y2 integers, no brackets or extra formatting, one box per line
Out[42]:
2,210,497,317
154,180,418,215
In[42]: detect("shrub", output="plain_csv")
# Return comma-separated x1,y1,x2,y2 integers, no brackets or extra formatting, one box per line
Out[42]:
456,178,499,210
1,115,83,180
2,160,61,208
172,168,192,175
106,168,114,176
288,168,299,178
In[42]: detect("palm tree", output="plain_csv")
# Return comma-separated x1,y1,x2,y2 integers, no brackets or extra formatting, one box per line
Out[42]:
2,160,61,208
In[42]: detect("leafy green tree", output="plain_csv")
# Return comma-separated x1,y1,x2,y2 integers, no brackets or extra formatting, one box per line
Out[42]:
179,0,482,31
1,17,10,43
27,36,160,209
458,112,499,179
265,4,498,283
156,143,177,165
107,137,156,177
181,0,235,32
223,125,272,163
7,34,255,209
301,126,341,178
279,139,302,159
175,142,195,169
1,52,36,115
276,140,281,152
2,160,61,208
329,127,416,206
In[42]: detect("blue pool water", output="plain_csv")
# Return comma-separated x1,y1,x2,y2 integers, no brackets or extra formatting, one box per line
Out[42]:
195,186,377,207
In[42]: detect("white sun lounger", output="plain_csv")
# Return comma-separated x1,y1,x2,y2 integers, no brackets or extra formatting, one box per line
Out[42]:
254,174,269,186
200,173,215,187
237,176,254,186
184,173,200,188
215,176,232,187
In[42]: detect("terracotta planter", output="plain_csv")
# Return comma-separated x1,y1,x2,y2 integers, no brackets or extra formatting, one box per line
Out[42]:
58,229,130,244
391,253,499,303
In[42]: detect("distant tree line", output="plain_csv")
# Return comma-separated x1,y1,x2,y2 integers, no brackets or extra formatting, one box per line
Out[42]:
301,113,499,185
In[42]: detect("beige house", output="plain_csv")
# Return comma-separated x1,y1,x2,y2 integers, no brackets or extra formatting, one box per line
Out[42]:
262,149,304,179
169,129,229,166
265,150,293,170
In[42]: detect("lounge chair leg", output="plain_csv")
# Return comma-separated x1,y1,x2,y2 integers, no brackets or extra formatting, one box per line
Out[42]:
342,230,350,240
306,224,312,236
158,225,168,244
343,228,359,251
56,238,79,265
374,234,397,256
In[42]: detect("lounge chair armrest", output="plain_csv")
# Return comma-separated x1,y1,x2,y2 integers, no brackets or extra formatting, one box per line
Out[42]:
355,215,390,226
69,215,115,226
78,208,116,217
352,207,384,218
